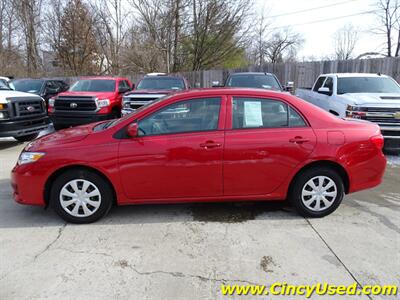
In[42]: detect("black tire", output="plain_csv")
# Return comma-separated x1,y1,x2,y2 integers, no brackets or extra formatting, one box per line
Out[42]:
289,167,344,218
14,133,39,142
50,169,113,223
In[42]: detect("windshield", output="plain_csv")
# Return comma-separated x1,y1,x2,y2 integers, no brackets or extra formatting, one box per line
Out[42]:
337,77,400,94
10,79,44,94
70,79,116,92
227,74,282,90
0,80,10,90
136,77,185,90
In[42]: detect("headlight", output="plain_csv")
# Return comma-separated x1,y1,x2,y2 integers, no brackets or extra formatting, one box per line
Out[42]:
96,98,110,108
346,105,366,118
48,98,55,107
18,152,45,165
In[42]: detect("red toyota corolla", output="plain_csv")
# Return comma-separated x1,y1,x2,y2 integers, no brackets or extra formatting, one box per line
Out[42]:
11,88,386,223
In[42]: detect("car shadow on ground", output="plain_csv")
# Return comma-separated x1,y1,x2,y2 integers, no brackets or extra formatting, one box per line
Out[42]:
0,178,300,229
0,139,23,151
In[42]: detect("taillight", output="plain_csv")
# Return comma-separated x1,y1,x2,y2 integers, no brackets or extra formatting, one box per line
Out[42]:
370,134,384,150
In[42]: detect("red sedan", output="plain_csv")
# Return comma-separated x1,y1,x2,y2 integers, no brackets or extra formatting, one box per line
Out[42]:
11,88,386,223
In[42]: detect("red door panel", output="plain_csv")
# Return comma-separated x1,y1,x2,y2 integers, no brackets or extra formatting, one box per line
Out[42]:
119,132,224,200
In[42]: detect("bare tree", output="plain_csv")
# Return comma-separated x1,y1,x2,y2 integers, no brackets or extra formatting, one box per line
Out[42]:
252,11,270,66
13,0,43,76
91,0,132,74
333,23,359,60
264,28,304,63
374,0,400,57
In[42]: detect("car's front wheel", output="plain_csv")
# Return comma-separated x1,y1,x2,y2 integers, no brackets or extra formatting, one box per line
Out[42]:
290,167,344,218
50,169,113,223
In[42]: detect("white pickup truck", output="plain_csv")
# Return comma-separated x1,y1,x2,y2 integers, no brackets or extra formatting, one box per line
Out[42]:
296,73,400,151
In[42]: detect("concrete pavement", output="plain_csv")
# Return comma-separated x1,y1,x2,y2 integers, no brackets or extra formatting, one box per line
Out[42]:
0,138,399,300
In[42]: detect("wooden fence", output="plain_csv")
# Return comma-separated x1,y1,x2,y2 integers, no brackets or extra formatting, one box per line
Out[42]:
59,57,400,88
177,57,400,89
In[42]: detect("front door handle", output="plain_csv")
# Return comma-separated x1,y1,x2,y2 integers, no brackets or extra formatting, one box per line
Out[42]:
200,141,221,149
289,137,309,144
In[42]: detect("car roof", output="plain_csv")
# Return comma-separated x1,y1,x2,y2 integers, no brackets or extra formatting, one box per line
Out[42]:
142,75,185,79
228,72,275,76
321,73,390,78
170,87,286,97
78,77,126,80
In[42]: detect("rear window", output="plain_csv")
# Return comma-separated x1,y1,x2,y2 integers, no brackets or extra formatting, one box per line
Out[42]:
70,79,116,92
227,74,282,91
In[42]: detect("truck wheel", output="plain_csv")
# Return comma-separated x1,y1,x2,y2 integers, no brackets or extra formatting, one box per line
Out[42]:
14,133,39,142
289,167,344,218
50,169,113,223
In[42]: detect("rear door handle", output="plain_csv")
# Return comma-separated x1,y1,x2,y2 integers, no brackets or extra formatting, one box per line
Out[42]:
289,137,309,144
200,141,221,149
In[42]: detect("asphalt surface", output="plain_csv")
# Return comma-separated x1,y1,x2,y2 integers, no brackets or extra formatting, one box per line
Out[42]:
0,136,399,300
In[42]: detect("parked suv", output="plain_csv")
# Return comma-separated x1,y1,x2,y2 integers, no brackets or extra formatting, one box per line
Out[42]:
10,78,69,104
49,77,132,129
0,80,49,141
122,74,189,116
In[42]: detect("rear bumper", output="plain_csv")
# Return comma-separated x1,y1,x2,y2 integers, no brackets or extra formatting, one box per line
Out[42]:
0,116,50,137
50,111,113,126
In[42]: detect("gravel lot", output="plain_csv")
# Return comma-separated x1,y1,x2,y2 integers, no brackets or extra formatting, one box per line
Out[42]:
0,136,399,300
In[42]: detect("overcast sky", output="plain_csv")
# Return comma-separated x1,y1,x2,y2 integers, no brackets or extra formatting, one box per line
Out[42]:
255,0,387,59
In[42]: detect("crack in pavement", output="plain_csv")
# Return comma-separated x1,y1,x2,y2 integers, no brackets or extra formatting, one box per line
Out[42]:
124,264,265,286
0,223,67,282
33,223,67,261
305,219,373,300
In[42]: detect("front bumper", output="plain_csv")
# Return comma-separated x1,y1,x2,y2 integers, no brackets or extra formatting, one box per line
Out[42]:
380,126,400,151
50,111,114,127
0,116,50,137
11,163,46,206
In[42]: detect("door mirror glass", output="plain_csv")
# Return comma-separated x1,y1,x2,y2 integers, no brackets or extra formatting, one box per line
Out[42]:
127,123,139,137
317,87,332,96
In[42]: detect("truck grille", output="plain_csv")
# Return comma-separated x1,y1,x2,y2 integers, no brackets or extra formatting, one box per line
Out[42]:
55,96,97,111
127,97,160,102
12,99,45,118
363,107,400,125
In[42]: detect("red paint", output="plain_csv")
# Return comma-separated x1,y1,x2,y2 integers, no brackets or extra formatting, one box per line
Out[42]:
12,89,386,207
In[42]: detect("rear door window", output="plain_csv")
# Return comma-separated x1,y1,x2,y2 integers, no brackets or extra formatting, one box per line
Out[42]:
232,97,307,129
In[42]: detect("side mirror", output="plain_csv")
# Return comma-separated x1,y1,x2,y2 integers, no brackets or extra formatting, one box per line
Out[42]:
212,81,221,87
131,83,135,90
318,87,332,96
46,87,60,94
127,123,139,137
118,86,130,94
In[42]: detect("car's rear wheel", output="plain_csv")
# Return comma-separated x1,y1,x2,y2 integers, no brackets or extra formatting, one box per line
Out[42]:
13,133,39,142
50,169,113,223
289,167,344,218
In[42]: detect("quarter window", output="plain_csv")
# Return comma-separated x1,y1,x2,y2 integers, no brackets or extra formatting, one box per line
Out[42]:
138,98,221,136
232,97,306,129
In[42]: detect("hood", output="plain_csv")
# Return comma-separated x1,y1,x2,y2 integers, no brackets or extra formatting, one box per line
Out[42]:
124,89,175,96
25,124,94,151
0,90,43,101
57,91,115,98
339,93,400,107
